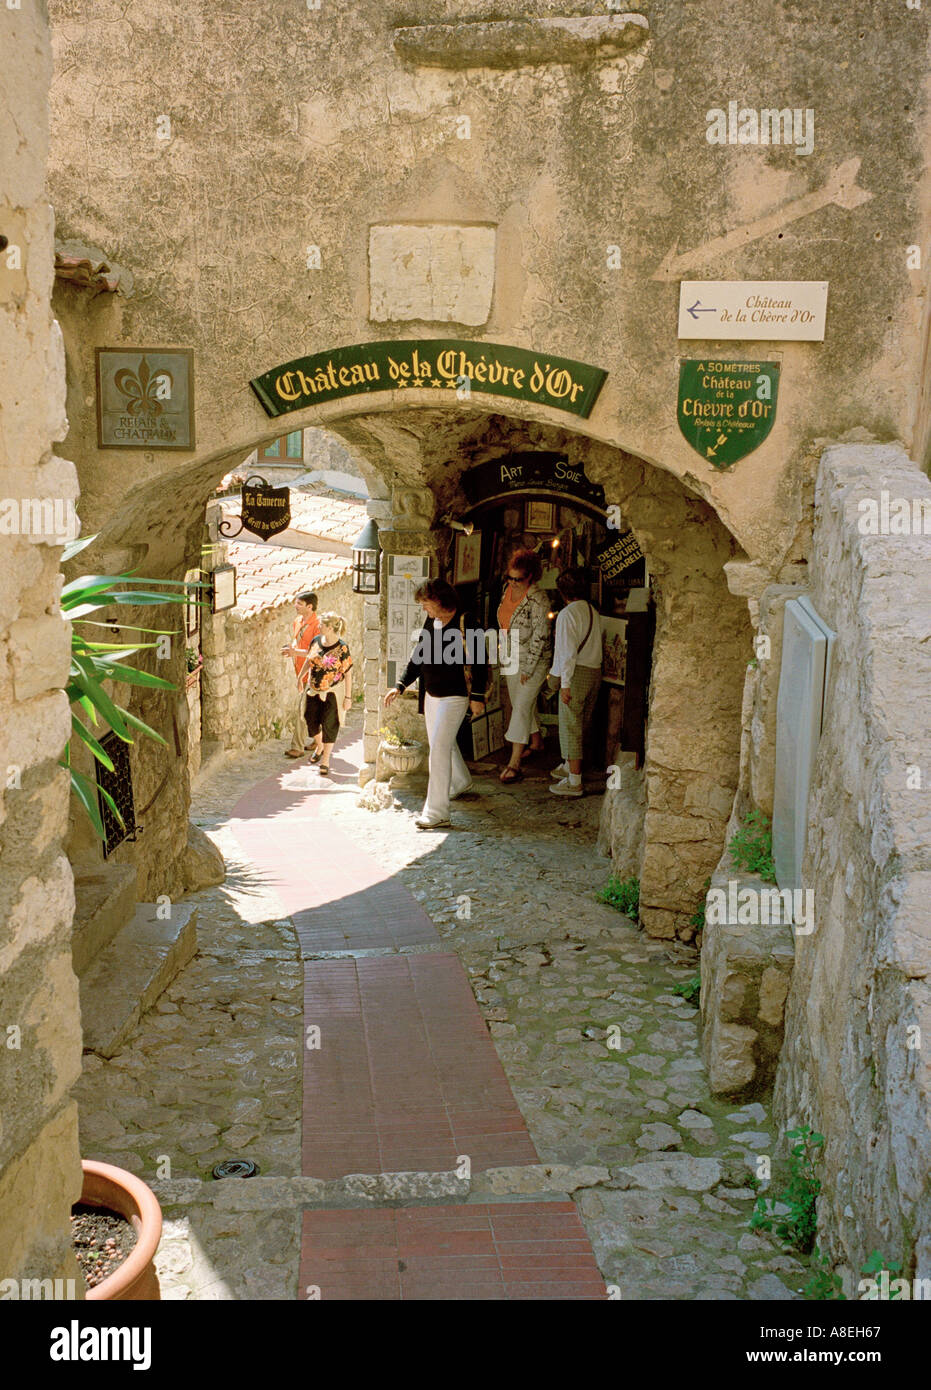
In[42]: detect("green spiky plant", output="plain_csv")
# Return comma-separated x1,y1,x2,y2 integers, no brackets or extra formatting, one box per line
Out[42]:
61,535,203,839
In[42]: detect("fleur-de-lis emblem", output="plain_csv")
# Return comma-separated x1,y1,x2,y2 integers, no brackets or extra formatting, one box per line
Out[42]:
113,356,173,416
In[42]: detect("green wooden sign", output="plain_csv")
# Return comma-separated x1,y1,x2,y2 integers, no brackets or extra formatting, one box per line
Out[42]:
250,340,607,420
677,359,779,468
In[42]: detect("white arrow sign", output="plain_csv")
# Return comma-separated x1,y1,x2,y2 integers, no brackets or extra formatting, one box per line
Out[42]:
677,281,829,341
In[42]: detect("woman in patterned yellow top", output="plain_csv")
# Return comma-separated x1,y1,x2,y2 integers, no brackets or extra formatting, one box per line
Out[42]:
302,613,353,777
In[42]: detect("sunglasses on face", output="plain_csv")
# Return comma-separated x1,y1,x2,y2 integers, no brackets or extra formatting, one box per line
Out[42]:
507,573,528,582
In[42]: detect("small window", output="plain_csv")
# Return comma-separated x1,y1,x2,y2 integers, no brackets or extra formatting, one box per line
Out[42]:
263,439,281,457
286,431,303,459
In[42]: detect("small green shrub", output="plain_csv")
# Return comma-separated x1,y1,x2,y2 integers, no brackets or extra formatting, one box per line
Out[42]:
597,876,639,923
750,1125,824,1254
804,1247,846,1300
672,974,701,1005
729,808,776,883
860,1249,904,1296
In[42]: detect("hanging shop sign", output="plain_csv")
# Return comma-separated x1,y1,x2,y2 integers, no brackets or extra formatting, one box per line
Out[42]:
460,452,606,510
677,359,780,469
250,341,607,421
217,476,291,541
595,530,643,581
96,348,195,449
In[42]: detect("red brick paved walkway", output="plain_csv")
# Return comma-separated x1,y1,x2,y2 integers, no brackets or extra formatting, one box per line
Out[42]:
229,734,605,1299
300,1203,606,1300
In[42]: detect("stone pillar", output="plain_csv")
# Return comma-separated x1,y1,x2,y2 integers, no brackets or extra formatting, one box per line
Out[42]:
0,1,85,1292
358,487,438,786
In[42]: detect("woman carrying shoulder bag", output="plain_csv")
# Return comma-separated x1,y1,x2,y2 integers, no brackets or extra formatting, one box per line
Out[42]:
547,567,603,798
497,548,552,784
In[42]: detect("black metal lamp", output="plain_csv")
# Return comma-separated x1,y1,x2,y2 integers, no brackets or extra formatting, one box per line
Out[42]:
352,518,381,594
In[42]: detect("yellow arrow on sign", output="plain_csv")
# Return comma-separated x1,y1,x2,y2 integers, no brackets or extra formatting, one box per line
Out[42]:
652,157,872,283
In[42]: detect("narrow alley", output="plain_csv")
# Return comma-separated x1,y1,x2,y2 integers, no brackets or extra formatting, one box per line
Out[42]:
73,715,805,1300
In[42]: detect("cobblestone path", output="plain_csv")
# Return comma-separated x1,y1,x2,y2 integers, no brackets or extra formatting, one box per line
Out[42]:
72,715,806,1299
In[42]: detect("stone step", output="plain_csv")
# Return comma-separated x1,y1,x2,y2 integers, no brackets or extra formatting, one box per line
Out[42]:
72,863,139,977
79,903,198,1058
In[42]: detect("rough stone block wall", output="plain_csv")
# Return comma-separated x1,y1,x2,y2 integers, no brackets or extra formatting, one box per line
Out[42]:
0,2,84,1288
774,444,931,1287
202,575,363,753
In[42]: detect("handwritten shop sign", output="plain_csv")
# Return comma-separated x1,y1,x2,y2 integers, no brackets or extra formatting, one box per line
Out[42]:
250,340,607,420
677,359,780,468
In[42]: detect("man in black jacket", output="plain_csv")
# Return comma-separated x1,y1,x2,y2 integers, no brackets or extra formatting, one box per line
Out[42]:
384,578,488,829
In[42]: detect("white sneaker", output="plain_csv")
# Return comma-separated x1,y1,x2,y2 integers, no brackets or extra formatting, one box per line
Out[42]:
549,778,583,798
415,815,451,830
551,762,569,778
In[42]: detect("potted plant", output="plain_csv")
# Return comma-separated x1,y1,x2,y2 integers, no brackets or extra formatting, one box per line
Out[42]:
79,1160,162,1301
184,646,203,688
378,725,424,776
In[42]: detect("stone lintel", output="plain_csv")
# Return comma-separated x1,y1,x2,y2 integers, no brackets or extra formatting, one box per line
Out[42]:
393,14,649,70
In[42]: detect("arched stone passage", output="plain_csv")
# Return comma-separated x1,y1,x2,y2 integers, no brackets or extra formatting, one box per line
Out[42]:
67,401,750,938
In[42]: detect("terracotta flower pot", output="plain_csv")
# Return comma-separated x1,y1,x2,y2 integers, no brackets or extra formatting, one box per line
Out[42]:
378,739,424,776
80,1160,162,1301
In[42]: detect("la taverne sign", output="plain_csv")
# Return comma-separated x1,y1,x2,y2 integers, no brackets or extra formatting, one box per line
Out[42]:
251,340,607,420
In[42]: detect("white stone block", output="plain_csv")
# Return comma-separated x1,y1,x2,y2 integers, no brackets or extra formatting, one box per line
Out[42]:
9,616,72,700
369,223,496,326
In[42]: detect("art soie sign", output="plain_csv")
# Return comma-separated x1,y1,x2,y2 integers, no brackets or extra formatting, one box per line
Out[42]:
677,359,780,468
250,340,607,420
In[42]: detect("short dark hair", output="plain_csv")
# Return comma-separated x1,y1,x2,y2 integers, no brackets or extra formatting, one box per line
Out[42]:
297,591,318,608
414,578,459,609
508,548,543,584
556,566,590,601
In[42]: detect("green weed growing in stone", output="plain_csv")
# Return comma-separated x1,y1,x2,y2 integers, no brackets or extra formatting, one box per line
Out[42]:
597,875,639,923
728,809,776,883
689,877,711,935
860,1249,904,1290
750,1125,824,1254
672,974,701,1005
804,1247,845,1300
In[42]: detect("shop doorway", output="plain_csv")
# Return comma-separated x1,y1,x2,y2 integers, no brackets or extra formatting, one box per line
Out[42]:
445,451,656,777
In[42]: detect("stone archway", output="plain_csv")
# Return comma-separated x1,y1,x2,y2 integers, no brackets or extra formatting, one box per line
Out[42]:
65,400,751,940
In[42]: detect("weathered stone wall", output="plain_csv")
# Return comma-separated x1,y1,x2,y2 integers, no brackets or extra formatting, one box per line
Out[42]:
0,3,84,1290
774,443,931,1288
202,575,363,753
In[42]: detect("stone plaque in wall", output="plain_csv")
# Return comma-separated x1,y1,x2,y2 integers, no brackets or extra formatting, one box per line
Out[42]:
772,597,836,890
96,347,194,449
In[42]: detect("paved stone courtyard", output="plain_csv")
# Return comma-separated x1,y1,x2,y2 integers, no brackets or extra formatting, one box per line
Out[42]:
72,714,806,1299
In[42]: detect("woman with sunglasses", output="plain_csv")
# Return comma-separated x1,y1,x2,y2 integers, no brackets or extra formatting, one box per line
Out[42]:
496,548,552,783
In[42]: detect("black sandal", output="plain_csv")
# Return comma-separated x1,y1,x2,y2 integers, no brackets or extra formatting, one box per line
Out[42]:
318,765,330,776
309,748,322,763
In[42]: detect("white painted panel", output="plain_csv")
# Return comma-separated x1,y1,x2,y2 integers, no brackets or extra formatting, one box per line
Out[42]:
773,599,831,888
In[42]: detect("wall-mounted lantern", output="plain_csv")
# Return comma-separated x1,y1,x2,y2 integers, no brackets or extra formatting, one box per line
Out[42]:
352,518,381,594
208,564,237,613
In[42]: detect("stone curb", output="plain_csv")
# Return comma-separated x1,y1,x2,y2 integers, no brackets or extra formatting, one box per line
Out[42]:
151,1163,611,1211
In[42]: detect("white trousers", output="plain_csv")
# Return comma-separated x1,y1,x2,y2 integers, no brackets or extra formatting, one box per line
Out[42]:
504,666,547,746
423,693,471,821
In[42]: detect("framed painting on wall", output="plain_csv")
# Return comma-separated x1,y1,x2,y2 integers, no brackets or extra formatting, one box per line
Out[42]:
453,529,482,585
525,499,556,532
602,617,627,687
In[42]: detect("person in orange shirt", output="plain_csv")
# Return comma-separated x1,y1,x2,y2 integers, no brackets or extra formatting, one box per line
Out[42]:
282,591,321,759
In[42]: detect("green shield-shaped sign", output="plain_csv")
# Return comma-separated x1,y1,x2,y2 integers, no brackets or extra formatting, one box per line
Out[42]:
677,359,779,469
